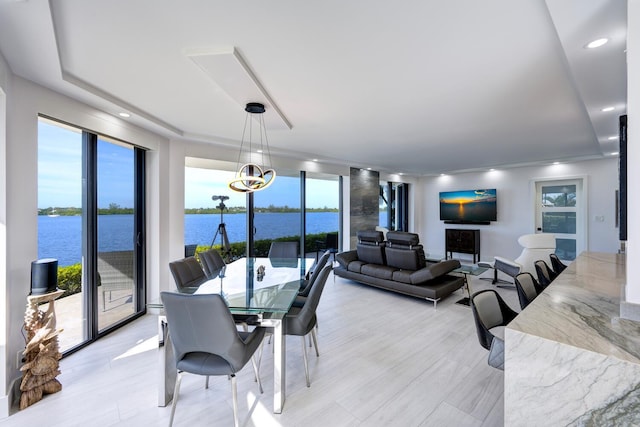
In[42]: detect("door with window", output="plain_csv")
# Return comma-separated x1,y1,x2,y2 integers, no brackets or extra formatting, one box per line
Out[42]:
535,178,585,261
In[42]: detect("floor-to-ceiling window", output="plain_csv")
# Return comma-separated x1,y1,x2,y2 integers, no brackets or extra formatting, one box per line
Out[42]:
184,167,247,260
380,181,409,231
306,173,340,255
253,170,301,256
37,117,145,354
184,164,342,259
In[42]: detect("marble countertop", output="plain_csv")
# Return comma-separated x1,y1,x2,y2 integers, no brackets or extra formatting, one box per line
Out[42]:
507,252,640,364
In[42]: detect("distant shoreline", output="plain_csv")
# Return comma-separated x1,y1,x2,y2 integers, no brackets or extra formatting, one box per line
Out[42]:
38,206,342,216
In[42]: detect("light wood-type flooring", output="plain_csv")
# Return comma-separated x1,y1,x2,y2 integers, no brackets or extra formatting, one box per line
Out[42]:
2,268,516,426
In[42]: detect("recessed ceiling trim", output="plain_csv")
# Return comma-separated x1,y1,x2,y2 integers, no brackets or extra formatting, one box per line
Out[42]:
186,47,292,130
61,71,184,135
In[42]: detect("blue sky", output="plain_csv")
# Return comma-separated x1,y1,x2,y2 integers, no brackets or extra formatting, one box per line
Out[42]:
38,120,339,210
184,167,339,209
38,120,134,209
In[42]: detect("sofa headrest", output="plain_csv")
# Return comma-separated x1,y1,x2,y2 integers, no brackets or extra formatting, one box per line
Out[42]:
385,244,426,270
386,231,420,247
357,230,384,245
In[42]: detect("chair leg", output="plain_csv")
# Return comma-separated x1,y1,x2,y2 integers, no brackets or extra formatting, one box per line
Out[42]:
311,328,320,357
230,374,239,427
251,354,263,394
168,371,183,427
205,376,209,389
301,336,310,387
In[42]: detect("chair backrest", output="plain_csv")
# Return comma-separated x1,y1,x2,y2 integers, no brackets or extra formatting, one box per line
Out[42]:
535,259,556,288
300,250,331,296
268,241,299,267
470,289,518,350
385,231,427,270
160,292,250,372
549,253,567,274
514,233,556,275
169,257,207,292
287,265,332,335
97,250,135,288
514,272,539,309
184,244,197,258
472,291,504,329
325,232,339,251
199,249,226,278
268,241,298,258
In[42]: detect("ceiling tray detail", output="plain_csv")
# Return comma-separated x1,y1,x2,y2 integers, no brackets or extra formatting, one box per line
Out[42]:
187,47,292,130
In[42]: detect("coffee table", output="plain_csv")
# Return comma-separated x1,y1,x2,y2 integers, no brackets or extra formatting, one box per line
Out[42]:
453,265,488,306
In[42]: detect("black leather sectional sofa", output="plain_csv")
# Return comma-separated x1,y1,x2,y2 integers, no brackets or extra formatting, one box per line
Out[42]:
334,230,464,308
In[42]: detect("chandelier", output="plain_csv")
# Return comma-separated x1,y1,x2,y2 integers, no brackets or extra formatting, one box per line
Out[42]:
228,102,277,193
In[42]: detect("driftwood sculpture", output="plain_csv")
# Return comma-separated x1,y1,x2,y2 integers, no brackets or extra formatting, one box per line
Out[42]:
20,290,64,409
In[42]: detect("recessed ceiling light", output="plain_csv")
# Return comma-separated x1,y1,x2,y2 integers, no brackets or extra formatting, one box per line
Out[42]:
586,38,608,49
601,106,615,112
608,136,618,141
610,152,619,156
256,149,263,153
118,112,131,118
312,158,318,162
553,162,560,165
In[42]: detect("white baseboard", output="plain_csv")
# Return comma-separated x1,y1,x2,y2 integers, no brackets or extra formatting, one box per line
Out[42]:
620,301,640,322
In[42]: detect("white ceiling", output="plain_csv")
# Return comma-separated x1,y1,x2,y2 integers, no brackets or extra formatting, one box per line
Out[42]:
0,0,627,176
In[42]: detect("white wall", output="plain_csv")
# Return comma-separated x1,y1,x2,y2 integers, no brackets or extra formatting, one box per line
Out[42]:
1,76,170,415
0,50,10,418
417,158,620,263
625,0,640,304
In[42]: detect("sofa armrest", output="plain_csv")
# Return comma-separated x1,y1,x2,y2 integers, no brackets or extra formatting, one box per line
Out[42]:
336,250,358,269
410,259,461,284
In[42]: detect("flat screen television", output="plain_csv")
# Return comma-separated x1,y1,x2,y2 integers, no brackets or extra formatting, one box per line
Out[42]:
439,189,497,224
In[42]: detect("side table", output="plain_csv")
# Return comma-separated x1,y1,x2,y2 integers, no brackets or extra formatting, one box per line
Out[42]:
453,265,488,306
20,289,64,409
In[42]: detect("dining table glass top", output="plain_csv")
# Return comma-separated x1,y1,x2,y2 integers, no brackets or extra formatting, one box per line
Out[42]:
148,257,314,314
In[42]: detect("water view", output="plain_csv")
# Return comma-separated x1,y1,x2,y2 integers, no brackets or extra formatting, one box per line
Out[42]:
39,211,342,266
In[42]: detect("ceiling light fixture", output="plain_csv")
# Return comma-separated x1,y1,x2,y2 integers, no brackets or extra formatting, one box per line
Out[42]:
228,102,276,193
610,152,619,156
586,38,608,49
608,136,618,141
601,106,615,112
118,112,131,118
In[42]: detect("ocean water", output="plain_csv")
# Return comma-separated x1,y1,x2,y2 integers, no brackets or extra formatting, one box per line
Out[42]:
38,212,342,266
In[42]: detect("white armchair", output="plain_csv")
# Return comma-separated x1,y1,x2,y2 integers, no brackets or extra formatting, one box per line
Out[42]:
480,233,556,284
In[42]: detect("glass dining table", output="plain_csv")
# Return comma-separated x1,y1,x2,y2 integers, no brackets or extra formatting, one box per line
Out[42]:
148,256,315,414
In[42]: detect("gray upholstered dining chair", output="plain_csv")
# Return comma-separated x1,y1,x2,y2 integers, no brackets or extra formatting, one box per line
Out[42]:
293,250,331,308
470,289,518,370
534,259,557,289
198,248,226,278
284,264,332,387
549,253,567,275
268,241,299,267
168,256,207,294
514,272,540,310
160,292,266,427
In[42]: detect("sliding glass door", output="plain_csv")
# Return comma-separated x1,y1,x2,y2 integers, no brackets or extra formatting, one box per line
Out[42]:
97,137,138,331
38,117,145,354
